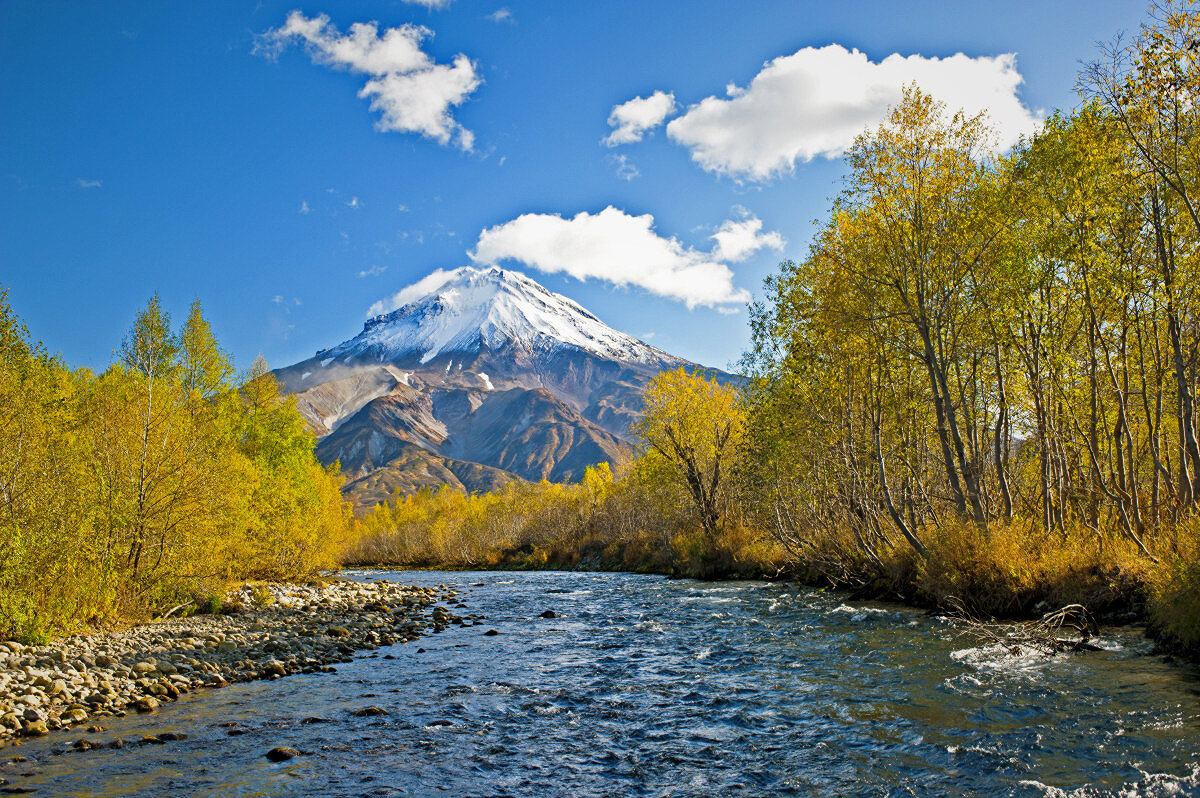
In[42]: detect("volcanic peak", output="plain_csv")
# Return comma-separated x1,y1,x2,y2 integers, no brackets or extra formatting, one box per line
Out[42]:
320,266,675,366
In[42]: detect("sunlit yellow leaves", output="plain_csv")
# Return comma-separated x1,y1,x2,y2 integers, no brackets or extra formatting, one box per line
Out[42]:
0,292,349,640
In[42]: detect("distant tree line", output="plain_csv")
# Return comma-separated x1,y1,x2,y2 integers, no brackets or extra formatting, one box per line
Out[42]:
343,370,780,580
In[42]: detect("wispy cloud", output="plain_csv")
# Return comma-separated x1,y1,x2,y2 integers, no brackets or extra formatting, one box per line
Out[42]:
257,11,481,150
358,264,388,278
655,44,1040,181
368,267,457,315
487,8,514,24
609,154,639,181
469,206,782,309
75,178,102,189
299,200,311,214
347,196,361,209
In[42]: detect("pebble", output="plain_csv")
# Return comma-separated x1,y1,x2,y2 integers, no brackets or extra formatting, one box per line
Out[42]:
0,579,473,744
266,746,300,761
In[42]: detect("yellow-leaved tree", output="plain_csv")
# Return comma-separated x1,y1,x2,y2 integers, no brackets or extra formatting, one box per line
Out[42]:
633,368,744,541
237,355,350,579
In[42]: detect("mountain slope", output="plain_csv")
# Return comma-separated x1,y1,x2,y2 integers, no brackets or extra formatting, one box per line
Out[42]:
276,266,727,507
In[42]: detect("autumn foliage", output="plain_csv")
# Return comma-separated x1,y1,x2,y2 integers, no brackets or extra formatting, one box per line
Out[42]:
741,1,1200,650
0,292,349,642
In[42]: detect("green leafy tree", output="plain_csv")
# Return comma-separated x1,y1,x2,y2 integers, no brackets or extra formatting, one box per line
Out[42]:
121,294,178,380
179,299,234,401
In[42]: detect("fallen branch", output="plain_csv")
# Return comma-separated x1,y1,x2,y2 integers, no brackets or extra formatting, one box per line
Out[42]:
945,597,1102,655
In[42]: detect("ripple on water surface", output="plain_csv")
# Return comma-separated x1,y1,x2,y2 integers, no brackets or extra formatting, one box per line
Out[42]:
4,570,1200,797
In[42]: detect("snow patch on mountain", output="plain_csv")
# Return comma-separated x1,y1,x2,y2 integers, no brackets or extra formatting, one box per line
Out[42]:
320,266,679,366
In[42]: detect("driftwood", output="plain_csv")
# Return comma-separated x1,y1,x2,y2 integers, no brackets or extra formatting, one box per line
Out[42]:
160,599,197,620
946,597,1103,655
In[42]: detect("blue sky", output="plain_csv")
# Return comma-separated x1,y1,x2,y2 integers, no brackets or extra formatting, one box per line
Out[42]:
1,0,1149,373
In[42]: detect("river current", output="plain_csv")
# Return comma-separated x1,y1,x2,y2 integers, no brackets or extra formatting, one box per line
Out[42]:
5,571,1200,797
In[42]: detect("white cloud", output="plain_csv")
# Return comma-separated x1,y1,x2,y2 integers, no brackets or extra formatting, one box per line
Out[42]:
663,44,1041,181
358,264,388,278
487,8,514,24
348,196,361,208
299,200,311,214
258,11,480,150
368,267,459,316
469,206,778,309
711,208,785,262
604,91,676,147
75,178,102,189
403,0,452,7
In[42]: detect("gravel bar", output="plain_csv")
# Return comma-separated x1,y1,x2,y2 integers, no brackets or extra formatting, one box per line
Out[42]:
0,577,479,742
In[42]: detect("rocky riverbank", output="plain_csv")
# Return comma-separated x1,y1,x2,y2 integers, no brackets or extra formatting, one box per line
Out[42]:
0,577,479,742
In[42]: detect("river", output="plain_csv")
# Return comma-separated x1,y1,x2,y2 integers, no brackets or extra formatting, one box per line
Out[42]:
4,571,1199,797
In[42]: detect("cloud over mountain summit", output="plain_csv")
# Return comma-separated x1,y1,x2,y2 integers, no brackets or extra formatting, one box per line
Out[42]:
466,207,782,310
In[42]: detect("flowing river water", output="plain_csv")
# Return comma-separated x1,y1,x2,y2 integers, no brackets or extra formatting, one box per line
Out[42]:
4,571,1200,797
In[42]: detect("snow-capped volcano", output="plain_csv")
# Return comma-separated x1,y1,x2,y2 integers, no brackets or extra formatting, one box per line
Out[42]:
319,266,674,366
275,266,726,507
